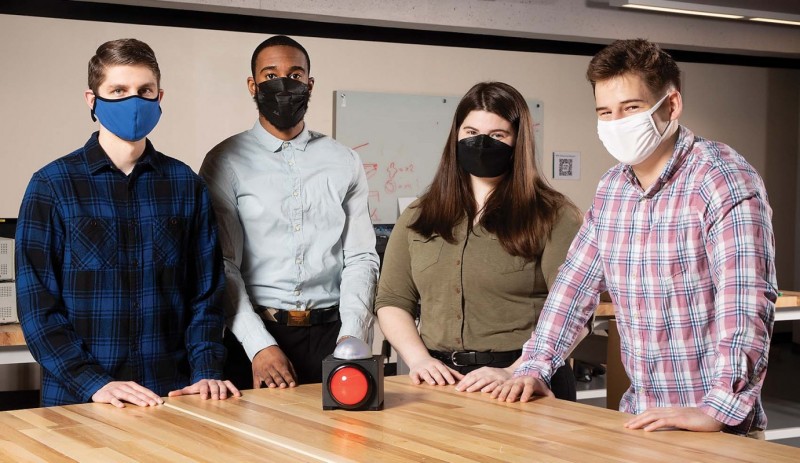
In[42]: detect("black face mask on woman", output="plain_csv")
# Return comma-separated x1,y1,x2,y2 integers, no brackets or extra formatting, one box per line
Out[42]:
255,77,310,130
456,134,514,178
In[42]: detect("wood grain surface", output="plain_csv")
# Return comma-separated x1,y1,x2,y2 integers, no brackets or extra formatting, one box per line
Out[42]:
0,324,25,347
1,376,798,462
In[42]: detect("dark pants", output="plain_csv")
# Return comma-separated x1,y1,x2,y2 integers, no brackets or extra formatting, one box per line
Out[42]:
224,319,342,390
448,359,577,402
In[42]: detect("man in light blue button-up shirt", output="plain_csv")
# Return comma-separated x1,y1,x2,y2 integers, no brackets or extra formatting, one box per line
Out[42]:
200,35,379,389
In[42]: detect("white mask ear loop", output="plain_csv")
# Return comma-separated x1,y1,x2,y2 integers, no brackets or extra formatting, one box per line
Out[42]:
654,92,678,139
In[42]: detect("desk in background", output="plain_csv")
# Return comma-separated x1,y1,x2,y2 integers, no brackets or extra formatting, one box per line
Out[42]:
595,290,800,318
0,324,33,365
1,376,798,462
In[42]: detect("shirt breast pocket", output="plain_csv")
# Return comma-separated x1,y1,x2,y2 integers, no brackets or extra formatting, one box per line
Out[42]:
410,235,444,274
153,216,186,267
651,211,706,287
71,217,117,270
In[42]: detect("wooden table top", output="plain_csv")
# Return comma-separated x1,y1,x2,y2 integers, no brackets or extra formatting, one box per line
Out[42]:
2,376,797,462
0,324,25,347
595,290,800,317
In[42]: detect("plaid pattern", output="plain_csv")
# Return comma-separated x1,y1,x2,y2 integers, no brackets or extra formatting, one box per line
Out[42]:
16,133,226,406
515,126,777,435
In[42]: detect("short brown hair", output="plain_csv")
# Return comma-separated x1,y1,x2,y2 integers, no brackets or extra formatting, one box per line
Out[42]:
88,38,161,93
586,39,681,95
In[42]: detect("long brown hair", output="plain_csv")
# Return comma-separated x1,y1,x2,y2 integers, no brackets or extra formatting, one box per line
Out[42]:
410,81,578,261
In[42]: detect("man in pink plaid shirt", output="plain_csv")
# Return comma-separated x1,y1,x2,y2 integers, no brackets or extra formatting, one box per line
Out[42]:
457,39,777,436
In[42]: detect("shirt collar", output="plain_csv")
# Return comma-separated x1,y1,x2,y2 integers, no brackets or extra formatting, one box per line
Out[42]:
250,120,313,153
84,131,164,176
622,124,693,196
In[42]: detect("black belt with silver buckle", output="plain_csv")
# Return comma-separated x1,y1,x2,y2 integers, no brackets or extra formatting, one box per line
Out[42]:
258,306,340,327
428,349,522,367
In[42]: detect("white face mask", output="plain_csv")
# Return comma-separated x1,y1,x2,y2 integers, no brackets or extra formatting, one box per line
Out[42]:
596,92,679,166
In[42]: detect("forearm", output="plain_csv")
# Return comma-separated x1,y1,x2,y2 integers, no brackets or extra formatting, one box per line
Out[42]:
702,190,776,427
185,303,226,383
516,253,604,380
700,291,773,427
337,188,379,343
377,306,431,365
338,149,379,342
338,248,379,342
20,310,113,401
224,264,277,360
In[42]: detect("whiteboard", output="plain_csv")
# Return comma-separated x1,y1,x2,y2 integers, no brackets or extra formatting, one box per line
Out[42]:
333,91,543,224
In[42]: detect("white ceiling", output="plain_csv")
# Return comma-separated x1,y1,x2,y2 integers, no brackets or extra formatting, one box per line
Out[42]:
71,0,800,58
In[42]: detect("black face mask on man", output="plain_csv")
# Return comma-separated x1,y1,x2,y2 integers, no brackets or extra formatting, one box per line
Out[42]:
456,134,514,178
255,77,310,130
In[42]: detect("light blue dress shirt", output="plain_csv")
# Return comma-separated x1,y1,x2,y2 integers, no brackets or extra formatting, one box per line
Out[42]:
200,121,379,360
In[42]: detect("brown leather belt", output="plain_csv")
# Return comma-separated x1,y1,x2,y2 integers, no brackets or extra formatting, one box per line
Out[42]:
428,349,522,367
258,305,340,327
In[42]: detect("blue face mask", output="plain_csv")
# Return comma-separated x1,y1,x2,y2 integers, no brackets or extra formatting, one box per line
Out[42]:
91,94,162,142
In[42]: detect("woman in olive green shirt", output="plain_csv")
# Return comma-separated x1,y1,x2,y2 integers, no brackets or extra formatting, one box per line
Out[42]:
375,82,583,400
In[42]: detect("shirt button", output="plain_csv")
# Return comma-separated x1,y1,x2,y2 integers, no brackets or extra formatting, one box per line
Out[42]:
455,260,461,266
294,225,301,232
456,314,462,320
296,302,303,308
288,160,295,166
294,290,301,296
455,287,461,294
292,191,299,197
296,258,303,264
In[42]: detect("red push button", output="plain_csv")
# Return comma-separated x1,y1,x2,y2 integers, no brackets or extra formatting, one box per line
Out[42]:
329,365,369,407
322,355,384,411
